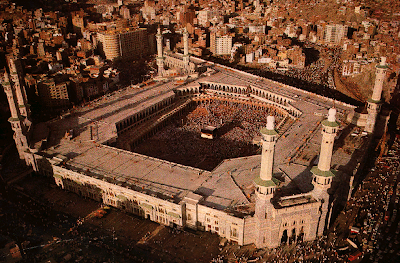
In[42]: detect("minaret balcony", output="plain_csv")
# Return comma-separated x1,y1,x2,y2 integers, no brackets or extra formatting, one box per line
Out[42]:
311,166,335,187
254,176,278,196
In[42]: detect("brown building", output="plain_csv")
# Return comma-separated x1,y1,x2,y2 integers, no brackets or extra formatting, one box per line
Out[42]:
71,10,86,36
38,77,70,108
97,28,148,60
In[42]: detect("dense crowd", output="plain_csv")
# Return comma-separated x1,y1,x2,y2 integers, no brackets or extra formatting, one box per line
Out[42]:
338,136,400,263
182,100,284,143
134,99,284,170
286,58,328,86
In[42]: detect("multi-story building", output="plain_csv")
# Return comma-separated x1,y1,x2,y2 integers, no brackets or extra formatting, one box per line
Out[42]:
37,77,70,108
71,11,85,35
323,24,348,46
210,34,233,56
97,28,148,60
119,28,148,59
141,0,156,22
97,31,120,60
197,9,220,27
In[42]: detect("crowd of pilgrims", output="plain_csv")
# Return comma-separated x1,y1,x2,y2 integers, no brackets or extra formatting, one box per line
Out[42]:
135,99,284,170
158,99,284,143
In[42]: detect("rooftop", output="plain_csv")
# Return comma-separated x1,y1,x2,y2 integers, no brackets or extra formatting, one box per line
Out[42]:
41,60,362,214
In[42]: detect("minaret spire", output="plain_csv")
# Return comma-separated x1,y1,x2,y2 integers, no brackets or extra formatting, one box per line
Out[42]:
2,72,20,120
183,27,190,70
365,57,388,133
311,108,338,236
156,27,164,76
317,108,337,172
1,53,35,167
312,108,338,179
259,116,277,181
254,116,279,248
254,116,278,194
6,54,30,118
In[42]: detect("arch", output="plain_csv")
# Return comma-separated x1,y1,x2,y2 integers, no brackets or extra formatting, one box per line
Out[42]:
281,230,288,244
297,226,304,242
289,228,296,244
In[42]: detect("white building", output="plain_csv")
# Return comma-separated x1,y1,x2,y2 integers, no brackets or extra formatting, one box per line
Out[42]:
197,9,221,27
248,24,266,34
5,54,364,249
323,24,348,45
246,52,255,63
210,34,233,56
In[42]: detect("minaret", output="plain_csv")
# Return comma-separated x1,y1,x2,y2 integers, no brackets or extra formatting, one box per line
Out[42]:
2,72,20,121
259,116,278,181
254,116,279,248
6,54,30,119
156,27,164,76
311,108,338,236
183,27,190,71
365,57,388,133
2,71,30,160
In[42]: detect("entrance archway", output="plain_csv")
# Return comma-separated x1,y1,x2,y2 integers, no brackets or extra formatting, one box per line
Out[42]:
289,228,296,244
297,226,304,242
281,229,288,244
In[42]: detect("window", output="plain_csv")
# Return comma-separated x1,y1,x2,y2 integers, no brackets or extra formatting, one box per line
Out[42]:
187,214,192,221
231,227,238,238
265,213,267,219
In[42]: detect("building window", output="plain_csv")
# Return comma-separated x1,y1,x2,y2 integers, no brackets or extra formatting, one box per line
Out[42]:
187,214,192,221
231,227,238,238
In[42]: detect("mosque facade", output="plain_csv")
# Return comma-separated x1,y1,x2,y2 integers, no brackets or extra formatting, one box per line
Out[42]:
1,35,386,248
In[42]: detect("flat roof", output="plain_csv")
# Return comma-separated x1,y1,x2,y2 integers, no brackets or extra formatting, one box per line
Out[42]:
42,59,362,214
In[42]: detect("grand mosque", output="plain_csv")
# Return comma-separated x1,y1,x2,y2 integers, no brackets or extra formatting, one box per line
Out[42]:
2,30,389,248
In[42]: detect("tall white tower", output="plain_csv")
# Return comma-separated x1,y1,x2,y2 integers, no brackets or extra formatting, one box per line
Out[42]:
365,57,388,133
183,27,190,70
259,116,277,181
156,27,164,76
6,54,30,119
254,116,279,248
311,108,338,236
2,55,31,161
